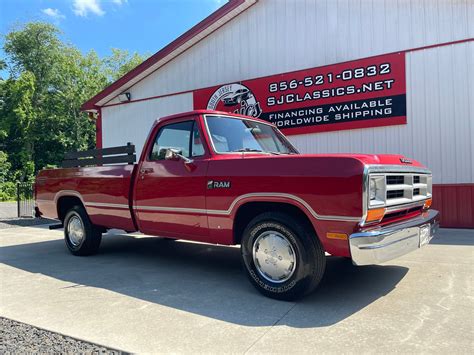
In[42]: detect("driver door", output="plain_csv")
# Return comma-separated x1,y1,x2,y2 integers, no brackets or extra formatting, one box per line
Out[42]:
134,117,210,241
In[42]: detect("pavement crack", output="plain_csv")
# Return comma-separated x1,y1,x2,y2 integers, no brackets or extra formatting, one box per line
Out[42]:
243,302,297,354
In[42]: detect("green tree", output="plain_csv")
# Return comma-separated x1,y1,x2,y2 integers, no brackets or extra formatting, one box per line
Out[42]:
4,23,62,95
0,150,11,182
103,48,147,82
0,71,36,181
1,22,147,183
0,59,6,79
0,150,15,201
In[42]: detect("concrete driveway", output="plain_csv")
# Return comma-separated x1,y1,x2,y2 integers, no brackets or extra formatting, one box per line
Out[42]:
0,225,473,353
0,202,17,219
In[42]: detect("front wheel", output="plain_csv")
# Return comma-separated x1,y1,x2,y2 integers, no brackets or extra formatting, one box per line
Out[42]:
241,212,326,301
64,206,102,256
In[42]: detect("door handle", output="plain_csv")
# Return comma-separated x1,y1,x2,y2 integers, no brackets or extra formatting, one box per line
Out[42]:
140,168,154,174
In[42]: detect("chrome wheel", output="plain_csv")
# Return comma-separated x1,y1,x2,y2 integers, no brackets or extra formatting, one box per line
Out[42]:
252,231,297,283
67,215,85,247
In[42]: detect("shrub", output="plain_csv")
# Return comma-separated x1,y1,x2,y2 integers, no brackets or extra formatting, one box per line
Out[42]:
0,181,16,201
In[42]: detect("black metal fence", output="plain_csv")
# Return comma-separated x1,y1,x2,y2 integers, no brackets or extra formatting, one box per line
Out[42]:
17,182,34,218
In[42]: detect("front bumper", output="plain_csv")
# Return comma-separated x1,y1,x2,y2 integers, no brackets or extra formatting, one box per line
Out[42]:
349,209,439,266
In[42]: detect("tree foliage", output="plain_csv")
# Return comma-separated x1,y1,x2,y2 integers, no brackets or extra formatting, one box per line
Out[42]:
0,22,146,200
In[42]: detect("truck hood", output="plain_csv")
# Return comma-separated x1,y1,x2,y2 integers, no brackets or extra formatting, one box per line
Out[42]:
298,153,425,167
233,153,426,168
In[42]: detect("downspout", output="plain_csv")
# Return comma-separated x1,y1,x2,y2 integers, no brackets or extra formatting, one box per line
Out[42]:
95,107,103,149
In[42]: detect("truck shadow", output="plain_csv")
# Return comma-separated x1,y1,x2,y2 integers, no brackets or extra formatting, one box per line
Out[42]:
0,231,409,328
428,228,474,246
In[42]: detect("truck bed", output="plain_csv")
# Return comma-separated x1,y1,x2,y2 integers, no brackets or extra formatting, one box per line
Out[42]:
36,165,137,231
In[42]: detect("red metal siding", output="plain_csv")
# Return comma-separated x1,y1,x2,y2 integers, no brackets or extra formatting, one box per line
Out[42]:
432,184,474,229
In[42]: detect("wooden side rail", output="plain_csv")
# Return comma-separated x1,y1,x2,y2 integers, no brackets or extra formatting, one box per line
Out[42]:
62,142,136,168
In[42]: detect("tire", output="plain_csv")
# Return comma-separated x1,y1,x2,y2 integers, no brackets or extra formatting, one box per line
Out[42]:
64,205,102,256
240,212,326,301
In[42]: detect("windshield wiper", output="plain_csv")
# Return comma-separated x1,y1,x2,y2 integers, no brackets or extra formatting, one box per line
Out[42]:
232,148,264,153
232,148,294,155
268,151,298,155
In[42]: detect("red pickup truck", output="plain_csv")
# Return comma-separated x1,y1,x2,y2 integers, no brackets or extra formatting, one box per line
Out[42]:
35,110,439,300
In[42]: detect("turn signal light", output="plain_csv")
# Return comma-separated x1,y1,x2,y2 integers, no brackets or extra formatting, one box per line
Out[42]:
423,198,432,210
365,207,386,224
327,232,348,240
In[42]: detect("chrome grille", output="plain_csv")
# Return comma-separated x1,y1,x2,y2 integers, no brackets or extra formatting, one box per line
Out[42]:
387,190,404,199
386,175,404,185
369,172,432,208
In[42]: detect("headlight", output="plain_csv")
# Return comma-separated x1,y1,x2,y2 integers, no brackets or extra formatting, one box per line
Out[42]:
368,175,385,207
369,179,377,200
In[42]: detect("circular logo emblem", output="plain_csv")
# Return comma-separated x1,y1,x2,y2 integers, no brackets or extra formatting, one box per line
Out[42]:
207,83,262,118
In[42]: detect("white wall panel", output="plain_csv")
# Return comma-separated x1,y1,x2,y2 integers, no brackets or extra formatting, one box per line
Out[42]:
290,41,474,184
102,93,193,158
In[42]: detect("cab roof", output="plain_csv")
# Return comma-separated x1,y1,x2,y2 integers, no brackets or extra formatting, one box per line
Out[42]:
156,110,273,126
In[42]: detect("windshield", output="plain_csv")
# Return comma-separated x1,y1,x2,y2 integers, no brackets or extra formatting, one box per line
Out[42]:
205,115,299,154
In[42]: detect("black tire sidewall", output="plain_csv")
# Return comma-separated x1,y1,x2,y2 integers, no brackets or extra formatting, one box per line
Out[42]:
64,206,101,256
64,210,86,252
241,214,317,300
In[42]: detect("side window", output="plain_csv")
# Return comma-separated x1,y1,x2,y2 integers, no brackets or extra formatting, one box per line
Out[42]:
150,121,205,160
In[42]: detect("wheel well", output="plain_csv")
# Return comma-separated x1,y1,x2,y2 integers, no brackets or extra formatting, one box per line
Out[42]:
233,202,316,244
57,196,84,223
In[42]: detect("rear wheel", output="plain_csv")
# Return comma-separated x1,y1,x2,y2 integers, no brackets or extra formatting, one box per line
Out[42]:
241,212,326,301
64,206,102,256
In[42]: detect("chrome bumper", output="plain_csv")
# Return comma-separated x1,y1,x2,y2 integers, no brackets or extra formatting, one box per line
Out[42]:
349,210,439,266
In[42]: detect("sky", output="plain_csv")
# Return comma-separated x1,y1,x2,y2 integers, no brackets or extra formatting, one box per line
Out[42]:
0,0,226,65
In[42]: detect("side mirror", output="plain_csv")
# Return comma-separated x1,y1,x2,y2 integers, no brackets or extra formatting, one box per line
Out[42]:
164,148,182,161
164,148,193,164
